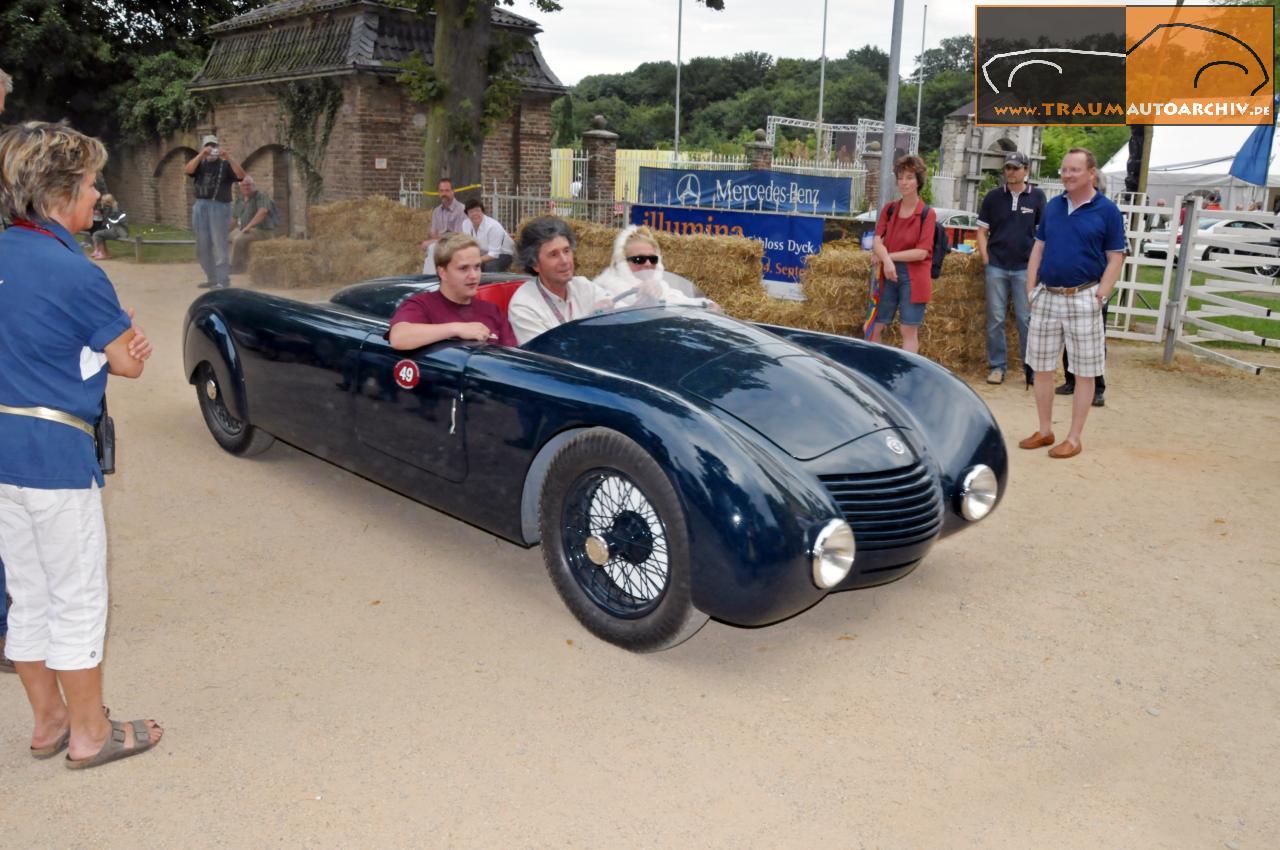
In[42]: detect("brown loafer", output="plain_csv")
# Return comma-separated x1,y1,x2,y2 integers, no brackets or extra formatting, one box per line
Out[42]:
1018,430,1055,449
1048,439,1082,459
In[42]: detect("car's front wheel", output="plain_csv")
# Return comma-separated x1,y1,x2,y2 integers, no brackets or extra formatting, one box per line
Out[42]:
538,428,708,652
195,363,275,457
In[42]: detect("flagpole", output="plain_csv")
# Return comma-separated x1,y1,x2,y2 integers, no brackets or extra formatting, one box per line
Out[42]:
674,0,683,160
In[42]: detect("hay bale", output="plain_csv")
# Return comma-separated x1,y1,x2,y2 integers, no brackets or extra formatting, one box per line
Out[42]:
247,240,323,289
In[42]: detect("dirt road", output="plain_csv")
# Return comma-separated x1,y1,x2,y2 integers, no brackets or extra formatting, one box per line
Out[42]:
2,261,1277,849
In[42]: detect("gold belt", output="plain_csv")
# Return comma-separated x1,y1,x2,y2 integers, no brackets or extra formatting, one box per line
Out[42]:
0,403,94,438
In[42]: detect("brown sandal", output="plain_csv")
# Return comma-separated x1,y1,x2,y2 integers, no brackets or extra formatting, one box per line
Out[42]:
30,705,111,759
65,718,160,770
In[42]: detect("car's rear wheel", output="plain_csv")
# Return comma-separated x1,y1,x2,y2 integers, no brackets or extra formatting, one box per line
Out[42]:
538,429,708,652
196,363,275,457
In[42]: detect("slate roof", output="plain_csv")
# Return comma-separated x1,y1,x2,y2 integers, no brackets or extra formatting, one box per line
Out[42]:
208,0,540,34
192,0,563,93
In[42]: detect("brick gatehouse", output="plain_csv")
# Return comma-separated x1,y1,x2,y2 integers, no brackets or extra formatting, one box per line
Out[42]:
109,0,565,235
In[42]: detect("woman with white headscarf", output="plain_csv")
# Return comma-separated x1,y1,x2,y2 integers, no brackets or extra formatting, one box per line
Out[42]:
593,225,716,310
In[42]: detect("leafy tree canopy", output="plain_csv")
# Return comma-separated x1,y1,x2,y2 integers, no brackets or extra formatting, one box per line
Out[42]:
565,43,972,155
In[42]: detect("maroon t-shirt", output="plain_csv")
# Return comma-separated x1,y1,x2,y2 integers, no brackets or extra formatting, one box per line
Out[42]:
388,290,517,346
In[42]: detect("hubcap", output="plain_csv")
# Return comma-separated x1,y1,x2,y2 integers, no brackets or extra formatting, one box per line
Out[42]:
584,535,610,566
205,379,218,401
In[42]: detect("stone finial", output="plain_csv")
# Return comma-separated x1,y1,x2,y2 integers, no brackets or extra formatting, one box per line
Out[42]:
753,128,766,142
591,115,607,130
867,141,882,152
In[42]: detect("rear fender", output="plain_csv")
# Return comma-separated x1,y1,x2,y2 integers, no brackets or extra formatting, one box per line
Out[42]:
183,309,249,422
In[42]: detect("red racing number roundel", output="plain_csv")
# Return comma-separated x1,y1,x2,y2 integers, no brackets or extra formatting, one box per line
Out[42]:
393,359,420,390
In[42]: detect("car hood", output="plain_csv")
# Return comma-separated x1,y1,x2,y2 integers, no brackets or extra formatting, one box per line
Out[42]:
522,308,898,459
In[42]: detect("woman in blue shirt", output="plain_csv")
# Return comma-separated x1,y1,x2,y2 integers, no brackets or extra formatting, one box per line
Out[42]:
0,121,162,768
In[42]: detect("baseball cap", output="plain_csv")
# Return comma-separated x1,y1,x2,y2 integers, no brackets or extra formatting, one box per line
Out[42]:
1004,152,1030,168
202,134,219,147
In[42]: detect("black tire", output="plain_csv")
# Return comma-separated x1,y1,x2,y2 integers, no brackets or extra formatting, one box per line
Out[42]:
538,428,708,652
195,363,275,457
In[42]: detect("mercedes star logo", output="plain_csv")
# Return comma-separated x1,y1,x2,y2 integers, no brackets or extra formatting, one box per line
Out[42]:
675,173,701,206
886,436,907,455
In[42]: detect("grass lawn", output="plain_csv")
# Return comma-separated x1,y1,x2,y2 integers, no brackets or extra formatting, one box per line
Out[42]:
1133,265,1279,350
86,222,197,263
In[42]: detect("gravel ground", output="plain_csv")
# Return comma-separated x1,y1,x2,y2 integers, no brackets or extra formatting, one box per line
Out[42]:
1,260,1277,849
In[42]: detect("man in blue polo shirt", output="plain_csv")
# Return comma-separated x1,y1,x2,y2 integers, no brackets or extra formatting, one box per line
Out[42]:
1019,147,1125,459
977,151,1046,386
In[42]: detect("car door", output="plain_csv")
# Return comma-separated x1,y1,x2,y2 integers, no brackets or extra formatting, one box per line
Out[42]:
352,332,472,483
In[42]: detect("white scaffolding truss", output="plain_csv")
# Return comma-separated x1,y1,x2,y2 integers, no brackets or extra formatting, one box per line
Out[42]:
765,115,919,164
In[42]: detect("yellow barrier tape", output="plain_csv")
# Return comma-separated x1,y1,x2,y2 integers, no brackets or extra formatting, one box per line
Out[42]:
422,183,482,196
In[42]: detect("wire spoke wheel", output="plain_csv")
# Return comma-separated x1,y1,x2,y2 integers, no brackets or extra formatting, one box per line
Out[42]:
563,470,670,617
195,363,274,457
538,428,708,652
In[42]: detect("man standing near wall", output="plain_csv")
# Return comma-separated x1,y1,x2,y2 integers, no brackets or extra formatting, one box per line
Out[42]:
228,175,278,274
977,152,1046,386
420,178,467,271
1019,148,1125,460
184,134,245,289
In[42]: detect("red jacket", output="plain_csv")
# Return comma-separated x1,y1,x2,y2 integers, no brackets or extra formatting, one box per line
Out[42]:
875,200,935,303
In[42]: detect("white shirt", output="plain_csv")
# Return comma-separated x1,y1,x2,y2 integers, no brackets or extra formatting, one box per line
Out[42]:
464,214,514,258
508,276,605,344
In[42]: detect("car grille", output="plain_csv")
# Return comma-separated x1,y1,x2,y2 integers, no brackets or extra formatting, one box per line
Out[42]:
819,463,942,551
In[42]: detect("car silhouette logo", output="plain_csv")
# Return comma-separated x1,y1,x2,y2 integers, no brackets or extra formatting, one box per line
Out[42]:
675,173,701,206
886,436,907,455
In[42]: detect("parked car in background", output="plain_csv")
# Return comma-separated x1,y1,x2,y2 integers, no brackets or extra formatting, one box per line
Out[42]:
854,207,980,249
1139,217,1277,276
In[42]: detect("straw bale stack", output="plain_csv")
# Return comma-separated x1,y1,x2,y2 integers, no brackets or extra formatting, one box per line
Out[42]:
248,197,430,289
246,240,323,289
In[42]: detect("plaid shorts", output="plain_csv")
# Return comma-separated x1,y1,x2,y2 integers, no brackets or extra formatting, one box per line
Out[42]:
1025,285,1106,377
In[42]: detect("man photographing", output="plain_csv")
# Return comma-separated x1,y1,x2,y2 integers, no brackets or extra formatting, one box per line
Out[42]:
184,134,245,290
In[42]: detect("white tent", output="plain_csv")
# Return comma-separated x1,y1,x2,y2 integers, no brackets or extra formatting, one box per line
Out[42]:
1101,125,1279,210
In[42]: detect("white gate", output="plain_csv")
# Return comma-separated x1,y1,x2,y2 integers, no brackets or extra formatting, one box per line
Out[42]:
1111,193,1179,343
1163,198,1280,373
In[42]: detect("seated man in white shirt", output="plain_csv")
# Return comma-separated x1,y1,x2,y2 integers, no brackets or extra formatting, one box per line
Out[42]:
508,216,611,345
462,199,514,272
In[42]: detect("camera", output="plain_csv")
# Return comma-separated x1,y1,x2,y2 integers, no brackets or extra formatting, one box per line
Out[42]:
208,146,221,158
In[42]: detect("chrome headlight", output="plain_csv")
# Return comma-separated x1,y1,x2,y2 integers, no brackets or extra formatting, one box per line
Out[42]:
959,465,998,521
811,519,856,589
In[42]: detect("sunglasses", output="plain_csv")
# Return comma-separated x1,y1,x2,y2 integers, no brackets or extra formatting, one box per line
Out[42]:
626,255,660,266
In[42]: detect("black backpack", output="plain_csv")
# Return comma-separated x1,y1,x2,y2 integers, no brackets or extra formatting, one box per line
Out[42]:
887,201,950,279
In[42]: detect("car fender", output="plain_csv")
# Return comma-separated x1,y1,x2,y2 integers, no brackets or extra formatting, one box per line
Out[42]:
183,306,249,422
472,351,837,626
758,325,1008,536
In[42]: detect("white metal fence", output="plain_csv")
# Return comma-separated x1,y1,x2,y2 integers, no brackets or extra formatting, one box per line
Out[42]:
1164,199,1279,373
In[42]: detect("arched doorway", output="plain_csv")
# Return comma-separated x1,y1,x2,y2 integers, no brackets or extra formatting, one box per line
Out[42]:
154,147,197,228
242,144,293,235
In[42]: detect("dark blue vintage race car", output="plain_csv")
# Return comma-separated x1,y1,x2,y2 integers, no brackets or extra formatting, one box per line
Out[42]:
184,275,1007,651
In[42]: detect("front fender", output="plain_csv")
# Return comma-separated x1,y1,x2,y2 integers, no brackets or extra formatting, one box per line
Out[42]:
183,307,249,422
470,350,838,627
758,325,1009,535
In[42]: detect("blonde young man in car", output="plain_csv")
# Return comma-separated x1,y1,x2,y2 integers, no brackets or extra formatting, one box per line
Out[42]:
389,233,516,349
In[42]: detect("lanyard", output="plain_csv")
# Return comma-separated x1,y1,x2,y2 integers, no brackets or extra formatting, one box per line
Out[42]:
12,218,74,252
535,279,573,324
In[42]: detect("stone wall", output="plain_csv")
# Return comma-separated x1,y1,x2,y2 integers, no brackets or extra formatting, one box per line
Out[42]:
108,77,557,235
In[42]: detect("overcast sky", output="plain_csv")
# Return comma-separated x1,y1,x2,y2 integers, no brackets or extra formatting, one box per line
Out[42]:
517,0,1191,86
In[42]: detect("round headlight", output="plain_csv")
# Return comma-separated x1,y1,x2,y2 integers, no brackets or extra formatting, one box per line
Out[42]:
812,519,856,589
959,465,998,521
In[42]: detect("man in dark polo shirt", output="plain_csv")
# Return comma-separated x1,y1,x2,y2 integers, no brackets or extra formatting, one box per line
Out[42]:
977,151,1046,385
184,134,245,289
389,233,517,349
1019,147,1125,459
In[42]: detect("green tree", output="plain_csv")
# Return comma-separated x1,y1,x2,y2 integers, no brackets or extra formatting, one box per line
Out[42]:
0,0,266,139
400,0,725,190
1041,126,1130,177
116,52,208,143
